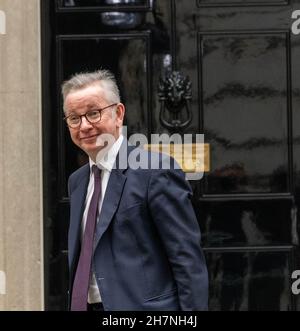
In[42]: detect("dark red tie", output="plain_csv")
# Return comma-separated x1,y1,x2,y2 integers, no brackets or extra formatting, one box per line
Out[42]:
71,165,102,311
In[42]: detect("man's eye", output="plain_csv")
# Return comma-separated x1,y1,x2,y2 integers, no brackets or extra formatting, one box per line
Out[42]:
88,111,99,118
69,115,79,122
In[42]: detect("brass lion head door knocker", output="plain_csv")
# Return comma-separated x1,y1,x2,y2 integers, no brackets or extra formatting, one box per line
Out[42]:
158,71,192,132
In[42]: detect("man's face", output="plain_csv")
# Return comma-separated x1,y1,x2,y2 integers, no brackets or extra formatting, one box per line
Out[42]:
64,84,125,160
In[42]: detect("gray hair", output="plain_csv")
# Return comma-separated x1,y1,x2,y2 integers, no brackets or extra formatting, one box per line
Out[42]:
61,69,121,110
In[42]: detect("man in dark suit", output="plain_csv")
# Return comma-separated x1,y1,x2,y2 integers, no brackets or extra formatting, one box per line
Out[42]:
62,70,208,311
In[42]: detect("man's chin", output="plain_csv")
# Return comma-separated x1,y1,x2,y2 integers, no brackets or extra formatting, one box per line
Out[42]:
81,145,100,158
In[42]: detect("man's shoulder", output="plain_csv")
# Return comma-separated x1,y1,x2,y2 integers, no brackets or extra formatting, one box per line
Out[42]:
126,145,183,174
68,163,89,189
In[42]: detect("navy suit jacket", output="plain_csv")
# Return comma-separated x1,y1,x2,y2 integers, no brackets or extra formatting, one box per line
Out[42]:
68,140,208,310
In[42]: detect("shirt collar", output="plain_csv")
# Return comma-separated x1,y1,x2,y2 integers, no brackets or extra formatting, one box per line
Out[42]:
89,135,124,173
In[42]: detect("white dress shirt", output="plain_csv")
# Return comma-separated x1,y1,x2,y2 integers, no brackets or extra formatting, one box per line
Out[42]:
81,134,124,304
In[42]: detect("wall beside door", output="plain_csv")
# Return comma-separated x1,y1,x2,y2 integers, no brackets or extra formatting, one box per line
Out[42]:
0,0,43,310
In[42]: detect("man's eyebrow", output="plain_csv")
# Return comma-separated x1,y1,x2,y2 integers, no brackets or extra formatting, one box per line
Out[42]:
86,103,101,109
65,109,75,114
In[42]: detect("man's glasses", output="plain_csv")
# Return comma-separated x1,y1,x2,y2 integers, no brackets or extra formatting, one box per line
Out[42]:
64,103,117,129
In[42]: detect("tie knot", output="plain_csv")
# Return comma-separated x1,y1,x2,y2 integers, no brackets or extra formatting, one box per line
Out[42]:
92,165,101,180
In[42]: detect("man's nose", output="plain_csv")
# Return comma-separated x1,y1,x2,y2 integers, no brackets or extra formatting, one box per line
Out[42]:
80,116,93,130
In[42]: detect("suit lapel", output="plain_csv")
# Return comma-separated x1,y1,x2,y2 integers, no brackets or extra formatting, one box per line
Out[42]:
93,168,127,250
93,140,134,250
68,165,90,270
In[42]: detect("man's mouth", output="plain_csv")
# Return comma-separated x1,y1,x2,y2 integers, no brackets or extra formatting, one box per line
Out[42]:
80,134,98,141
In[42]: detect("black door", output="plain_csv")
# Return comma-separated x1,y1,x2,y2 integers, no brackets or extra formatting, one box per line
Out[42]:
42,0,300,310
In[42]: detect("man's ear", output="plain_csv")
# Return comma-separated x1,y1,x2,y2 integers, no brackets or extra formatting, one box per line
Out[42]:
116,103,125,125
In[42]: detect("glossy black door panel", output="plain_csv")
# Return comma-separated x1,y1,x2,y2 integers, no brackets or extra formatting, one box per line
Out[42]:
197,0,288,6
199,33,290,194
59,0,149,9
206,248,293,310
197,199,295,247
